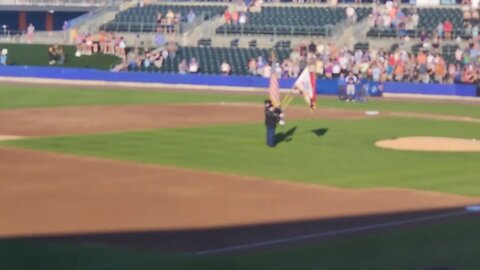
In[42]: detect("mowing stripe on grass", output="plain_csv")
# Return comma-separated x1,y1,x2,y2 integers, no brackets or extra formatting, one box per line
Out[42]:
194,209,471,255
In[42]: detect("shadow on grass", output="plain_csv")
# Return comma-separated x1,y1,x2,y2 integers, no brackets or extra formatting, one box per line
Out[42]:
311,128,329,137
275,126,297,145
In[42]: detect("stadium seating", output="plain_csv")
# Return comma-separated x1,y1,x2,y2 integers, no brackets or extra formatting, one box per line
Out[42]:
131,46,291,75
101,5,227,32
216,7,371,36
367,8,464,38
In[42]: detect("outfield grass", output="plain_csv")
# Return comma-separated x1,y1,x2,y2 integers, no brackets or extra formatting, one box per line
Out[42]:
0,43,121,70
5,117,480,196
1,84,480,119
1,217,479,270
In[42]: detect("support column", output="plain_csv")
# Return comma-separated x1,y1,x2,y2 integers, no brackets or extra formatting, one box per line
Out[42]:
19,11,27,31
46,12,53,31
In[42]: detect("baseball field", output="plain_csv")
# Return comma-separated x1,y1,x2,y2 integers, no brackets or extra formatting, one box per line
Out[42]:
1,83,480,270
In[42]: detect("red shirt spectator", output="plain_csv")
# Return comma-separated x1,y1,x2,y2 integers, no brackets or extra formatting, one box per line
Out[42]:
443,20,453,39
224,9,231,24
443,20,453,32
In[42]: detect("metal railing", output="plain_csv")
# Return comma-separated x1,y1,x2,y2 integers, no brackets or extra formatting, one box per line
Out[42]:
215,24,336,37
367,27,473,39
68,3,121,29
102,12,216,34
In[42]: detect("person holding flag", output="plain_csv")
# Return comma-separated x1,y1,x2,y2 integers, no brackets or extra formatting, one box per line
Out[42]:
281,66,317,111
264,50,285,147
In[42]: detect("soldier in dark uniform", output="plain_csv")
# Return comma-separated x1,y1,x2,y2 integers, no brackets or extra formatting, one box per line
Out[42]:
264,99,283,147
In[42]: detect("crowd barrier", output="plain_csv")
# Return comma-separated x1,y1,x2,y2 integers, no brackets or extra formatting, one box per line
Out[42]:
0,65,478,98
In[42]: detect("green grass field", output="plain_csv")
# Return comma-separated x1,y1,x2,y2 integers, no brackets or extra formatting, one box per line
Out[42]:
1,85,480,269
1,84,480,118
5,117,480,196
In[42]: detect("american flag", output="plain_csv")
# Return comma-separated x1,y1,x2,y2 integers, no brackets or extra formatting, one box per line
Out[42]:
269,73,281,107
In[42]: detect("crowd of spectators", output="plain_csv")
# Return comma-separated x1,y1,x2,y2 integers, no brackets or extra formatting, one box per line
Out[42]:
368,2,420,38
126,38,178,71
72,30,127,59
246,37,480,84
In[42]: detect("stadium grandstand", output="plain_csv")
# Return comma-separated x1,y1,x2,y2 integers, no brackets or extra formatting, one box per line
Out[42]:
1,0,480,85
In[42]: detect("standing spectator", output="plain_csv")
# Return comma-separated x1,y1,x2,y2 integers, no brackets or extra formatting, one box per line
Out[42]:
443,20,453,40
27,23,35,43
0,49,7,65
308,41,316,53
434,57,446,83
239,12,247,25
436,22,444,38
232,10,239,24
473,24,479,41
62,21,69,42
346,6,356,25
221,60,231,75
166,9,175,33
187,10,196,23
224,9,232,24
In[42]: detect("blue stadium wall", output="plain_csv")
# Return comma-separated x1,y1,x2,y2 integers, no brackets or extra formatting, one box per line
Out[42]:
0,11,86,31
0,66,478,97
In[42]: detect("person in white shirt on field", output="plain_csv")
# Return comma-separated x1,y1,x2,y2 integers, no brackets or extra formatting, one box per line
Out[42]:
345,71,358,102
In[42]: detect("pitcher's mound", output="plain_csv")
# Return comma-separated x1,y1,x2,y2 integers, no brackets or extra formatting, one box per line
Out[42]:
376,137,480,152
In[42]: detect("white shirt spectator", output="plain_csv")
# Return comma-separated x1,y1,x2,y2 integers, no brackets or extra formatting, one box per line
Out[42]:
262,64,272,78
473,0,479,9
239,13,247,24
383,15,391,28
189,58,199,73
346,7,355,17
161,49,168,59
455,48,463,61
221,61,231,74
332,63,341,75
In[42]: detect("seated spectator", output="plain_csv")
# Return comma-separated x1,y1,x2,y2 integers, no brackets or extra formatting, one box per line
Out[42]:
55,45,65,65
0,48,7,65
188,57,199,73
256,56,265,75
221,60,231,75
178,59,188,74
262,63,272,78
248,58,257,75
48,46,56,65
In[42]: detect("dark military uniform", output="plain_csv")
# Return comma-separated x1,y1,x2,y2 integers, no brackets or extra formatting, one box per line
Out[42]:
264,100,282,147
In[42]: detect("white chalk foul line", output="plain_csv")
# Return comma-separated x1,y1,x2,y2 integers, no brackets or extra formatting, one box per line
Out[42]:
195,210,471,256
